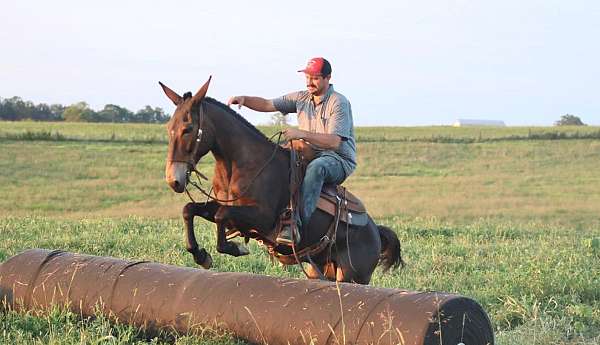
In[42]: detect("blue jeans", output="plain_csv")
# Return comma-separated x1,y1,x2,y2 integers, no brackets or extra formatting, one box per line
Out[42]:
298,155,346,229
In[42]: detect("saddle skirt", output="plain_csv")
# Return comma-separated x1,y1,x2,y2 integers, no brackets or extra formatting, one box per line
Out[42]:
316,185,369,226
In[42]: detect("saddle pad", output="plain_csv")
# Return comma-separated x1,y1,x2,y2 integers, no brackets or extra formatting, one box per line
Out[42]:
321,185,366,213
316,192,369,226
347,211,369,226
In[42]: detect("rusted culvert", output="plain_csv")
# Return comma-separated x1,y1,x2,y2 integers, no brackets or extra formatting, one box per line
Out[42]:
0,249,494,345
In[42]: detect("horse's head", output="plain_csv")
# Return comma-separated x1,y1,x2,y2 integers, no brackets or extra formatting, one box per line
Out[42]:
160,77,214,193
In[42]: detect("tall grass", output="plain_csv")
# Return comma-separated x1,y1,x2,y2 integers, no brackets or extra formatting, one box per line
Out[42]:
1,216,598,344
0,122,599,344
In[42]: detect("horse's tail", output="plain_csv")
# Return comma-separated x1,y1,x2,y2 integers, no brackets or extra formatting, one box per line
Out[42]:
377,225,405,272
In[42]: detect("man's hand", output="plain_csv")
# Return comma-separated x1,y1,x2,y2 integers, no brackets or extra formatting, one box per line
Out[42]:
285,130,341,150
227,96,245,109
283,128,306,141
227,96,277,112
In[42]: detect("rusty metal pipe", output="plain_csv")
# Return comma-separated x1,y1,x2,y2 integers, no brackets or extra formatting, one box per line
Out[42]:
0,249,494,345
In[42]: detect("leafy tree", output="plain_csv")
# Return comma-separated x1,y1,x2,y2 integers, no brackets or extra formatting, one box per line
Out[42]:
63,102,95,122
1,95,167,123
153,107,169,123
270,112,288,126
32,103,50,121
0,97,63,121
96,104,132,123
554,114,586,126
0,96,34,121
134,106,169,123
49,104,66,121
0,97,18,120
5,97,26,120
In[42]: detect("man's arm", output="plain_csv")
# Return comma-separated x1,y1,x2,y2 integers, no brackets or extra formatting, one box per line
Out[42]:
284,128,341,150
227,96,276,112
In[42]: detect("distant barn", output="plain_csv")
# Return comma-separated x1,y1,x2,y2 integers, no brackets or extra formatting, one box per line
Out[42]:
453,119,506,127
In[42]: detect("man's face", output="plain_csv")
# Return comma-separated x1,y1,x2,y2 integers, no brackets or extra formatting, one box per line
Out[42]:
305,74,331,96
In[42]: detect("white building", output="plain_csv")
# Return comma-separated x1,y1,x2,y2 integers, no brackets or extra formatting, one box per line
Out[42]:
453,119,506,127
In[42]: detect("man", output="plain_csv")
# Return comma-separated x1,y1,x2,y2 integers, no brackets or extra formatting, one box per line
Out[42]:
228,57,356,245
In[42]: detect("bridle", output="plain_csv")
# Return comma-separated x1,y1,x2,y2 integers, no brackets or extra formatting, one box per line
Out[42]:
167,101,207,169
169,101,284,204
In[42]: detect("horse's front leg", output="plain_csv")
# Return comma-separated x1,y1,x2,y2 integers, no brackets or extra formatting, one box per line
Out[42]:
182,201,220,268
214,205,269,257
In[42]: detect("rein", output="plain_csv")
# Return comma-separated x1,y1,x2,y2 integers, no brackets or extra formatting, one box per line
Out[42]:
185,131,285,204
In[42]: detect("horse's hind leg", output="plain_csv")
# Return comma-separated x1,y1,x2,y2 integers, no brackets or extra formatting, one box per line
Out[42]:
335,242,377,284
305,264,324,280
336,265,372,284
183,201,220,269
334,221,382,284
304,262,336,281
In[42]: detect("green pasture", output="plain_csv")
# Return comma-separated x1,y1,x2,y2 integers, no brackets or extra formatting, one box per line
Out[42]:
0,122,599,344
2,120,600,143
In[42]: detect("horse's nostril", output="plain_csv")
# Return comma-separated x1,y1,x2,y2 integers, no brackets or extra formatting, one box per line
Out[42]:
168,179,181,191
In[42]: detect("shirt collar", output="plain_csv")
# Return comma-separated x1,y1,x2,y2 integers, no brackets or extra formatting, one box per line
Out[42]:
313,84,334,105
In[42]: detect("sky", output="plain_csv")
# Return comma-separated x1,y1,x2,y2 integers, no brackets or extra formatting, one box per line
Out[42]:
1,0,599,126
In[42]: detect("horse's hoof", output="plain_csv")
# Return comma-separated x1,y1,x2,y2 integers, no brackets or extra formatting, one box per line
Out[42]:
192,248,212,269
200,251,213,269
235,243,250,256
217,242,250,257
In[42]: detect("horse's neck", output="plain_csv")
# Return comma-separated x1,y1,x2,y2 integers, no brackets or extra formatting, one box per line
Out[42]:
209,110,273,164
206,103,288,185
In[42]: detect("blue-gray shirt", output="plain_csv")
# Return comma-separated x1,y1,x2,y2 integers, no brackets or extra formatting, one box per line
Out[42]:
272,85,357,177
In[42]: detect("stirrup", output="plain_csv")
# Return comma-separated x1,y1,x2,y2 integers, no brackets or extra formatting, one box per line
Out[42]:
276,220,300,245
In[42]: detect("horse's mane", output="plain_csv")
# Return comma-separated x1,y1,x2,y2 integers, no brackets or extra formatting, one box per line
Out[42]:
202,97,274,144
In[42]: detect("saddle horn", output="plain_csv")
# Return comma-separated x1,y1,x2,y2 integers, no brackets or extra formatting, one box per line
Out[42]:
159,81,183,106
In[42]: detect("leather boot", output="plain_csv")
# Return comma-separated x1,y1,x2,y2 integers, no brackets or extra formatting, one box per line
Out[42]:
276,223,300,245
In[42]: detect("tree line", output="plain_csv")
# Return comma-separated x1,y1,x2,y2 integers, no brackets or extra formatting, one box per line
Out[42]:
0,96,169,123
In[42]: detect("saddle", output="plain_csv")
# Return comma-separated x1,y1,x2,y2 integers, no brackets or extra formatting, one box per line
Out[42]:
317,185,367,225
222,141,367,265
273,141,368,248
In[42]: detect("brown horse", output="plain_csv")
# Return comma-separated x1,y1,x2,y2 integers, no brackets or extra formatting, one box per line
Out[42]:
160,77,403,284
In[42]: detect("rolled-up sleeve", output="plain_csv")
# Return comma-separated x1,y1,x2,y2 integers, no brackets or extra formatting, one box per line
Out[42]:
272,92,301,114
327,99,352,139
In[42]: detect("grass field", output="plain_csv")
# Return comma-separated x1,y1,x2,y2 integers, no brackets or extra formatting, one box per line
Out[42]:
2,121,600,143
1,122,599,344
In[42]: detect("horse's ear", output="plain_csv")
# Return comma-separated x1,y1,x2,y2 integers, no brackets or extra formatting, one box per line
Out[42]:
159,81,183,105
192,76,212,104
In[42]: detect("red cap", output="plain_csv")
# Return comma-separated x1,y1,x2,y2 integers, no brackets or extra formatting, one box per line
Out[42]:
298,57,332,76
